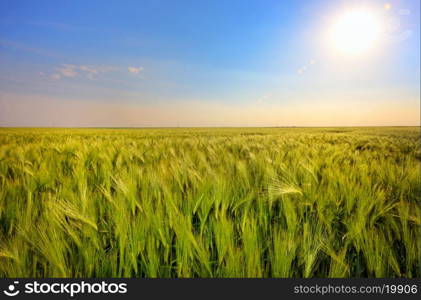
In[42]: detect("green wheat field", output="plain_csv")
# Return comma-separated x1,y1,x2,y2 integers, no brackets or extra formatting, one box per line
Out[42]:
0,127,420,278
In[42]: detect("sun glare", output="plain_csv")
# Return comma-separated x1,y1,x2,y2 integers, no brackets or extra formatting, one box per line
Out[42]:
329,9,383,55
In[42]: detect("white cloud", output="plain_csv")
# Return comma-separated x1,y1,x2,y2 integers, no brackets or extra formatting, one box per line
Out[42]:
58,65,77,77
53,64,100,79
257,93,273,104
62,64,76,68
79,65,98,74
128,66,144,74
86,73,95,80
48,64,124,81
50,74,61,80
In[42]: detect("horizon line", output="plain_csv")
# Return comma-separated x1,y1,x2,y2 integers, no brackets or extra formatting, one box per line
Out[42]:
1,125,420,129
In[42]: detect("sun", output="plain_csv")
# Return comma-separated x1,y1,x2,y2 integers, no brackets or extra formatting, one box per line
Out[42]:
329,9,383,55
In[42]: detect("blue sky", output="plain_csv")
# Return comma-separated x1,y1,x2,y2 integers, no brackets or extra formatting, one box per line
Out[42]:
0,0,419,126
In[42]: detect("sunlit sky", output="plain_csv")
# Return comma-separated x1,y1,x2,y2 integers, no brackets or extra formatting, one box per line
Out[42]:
0,0,419,127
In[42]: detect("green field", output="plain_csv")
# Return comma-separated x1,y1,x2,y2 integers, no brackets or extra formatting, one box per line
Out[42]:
0,127,420,278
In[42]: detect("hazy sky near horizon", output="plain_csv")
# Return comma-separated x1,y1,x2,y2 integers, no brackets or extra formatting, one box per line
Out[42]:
0,0,419,126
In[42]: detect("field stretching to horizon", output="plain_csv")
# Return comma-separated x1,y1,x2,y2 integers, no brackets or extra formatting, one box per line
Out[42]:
0,127,420,278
